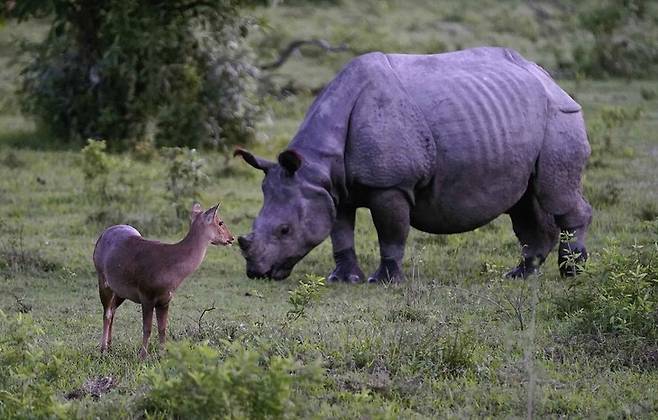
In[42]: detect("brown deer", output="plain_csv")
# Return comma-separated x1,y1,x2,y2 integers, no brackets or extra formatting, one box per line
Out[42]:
93,203,234,359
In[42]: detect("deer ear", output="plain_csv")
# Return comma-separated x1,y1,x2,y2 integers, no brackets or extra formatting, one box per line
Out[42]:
203,203,219,225
190,202,203,222
234,148,275,173
278,149,302,174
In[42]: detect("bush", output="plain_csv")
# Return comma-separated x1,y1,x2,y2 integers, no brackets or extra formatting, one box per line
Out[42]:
139,341,322,419
0,311,69,419
163,147,210,220
572,0,658,78
559,241,658,339
8,1,259,150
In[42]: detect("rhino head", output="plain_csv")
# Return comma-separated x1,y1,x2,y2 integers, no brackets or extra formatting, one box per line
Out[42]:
234,148,336,280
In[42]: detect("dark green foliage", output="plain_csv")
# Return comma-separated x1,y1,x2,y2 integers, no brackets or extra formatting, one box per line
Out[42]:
573,0,658,78
139,341,322,419
7,0,259,150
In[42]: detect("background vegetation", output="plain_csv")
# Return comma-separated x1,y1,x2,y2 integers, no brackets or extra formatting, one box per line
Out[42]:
1,0,657,418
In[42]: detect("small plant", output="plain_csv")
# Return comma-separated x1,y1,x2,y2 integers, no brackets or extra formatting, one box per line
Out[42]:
163,147,209,220
286,274,326,322
139,341,322,419
558,230,585,277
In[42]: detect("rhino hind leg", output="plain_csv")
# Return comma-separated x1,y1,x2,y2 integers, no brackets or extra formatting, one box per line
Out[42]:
367,189,410,283
534,110,592,277
506,189,560,278
328,206,365,283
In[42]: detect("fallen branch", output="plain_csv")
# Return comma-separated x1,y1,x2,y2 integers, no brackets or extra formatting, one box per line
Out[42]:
261,38,350,70
197,302,216,334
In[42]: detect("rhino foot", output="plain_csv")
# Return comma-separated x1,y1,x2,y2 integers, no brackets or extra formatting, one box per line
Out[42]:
327,248,365,283
505,255,545,279
558,243,588,277
368,259,404,284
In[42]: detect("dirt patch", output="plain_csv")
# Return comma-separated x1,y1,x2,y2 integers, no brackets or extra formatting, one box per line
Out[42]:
65,376,118,401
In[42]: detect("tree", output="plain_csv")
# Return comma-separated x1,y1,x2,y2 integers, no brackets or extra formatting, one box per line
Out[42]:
3,0,259,151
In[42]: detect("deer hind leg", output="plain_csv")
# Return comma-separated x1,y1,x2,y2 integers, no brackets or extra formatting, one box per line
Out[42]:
98,273,115,353
107,297,125,349
155,304,170,352
139,302,155,360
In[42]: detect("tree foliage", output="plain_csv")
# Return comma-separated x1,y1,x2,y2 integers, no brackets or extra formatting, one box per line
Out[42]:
3,0,259,151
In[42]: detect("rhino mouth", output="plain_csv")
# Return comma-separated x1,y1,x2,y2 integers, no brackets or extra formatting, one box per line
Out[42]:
245,256,302,280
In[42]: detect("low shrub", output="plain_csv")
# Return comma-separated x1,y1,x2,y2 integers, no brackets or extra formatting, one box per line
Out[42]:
0,221,60,276
558,241,658,340
138,341,322,419
163,147,210,220
0,311,69,418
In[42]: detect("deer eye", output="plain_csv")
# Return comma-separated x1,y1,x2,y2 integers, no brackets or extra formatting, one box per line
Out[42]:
218,221,224,226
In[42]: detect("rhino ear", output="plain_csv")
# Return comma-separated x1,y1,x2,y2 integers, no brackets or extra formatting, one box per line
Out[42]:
234,148,275,173
278,149,303,175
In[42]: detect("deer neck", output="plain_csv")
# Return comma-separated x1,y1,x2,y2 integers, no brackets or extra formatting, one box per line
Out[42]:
168,227,210,289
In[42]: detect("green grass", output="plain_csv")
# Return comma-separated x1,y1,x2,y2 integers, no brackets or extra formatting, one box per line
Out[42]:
1,0,658,418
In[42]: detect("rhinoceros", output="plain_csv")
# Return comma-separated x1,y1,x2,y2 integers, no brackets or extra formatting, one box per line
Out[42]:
235,47,592,282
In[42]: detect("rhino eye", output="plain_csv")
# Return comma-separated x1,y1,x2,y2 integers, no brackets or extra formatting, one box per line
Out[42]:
277,224,291,237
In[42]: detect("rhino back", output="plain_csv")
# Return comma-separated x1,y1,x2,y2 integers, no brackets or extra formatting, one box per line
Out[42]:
353,48,557,231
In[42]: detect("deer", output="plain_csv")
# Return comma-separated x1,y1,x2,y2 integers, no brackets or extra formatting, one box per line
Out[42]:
93,202,234,359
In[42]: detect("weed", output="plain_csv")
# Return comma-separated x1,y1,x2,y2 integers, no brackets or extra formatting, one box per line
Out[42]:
286,274,326,322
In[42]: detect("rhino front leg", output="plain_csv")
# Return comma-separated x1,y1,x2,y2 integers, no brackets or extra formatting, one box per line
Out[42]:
506,190,559,278
328,205,365,283
368,189,410,283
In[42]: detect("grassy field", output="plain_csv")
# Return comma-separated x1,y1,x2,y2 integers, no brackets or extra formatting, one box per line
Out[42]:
1,1,658,418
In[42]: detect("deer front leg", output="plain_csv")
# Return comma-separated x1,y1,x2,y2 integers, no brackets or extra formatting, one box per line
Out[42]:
155,304,170,352
139,302,155,360
328,205,365,283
